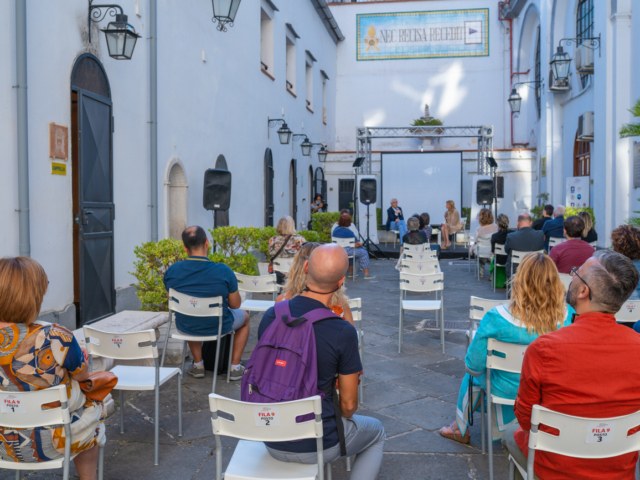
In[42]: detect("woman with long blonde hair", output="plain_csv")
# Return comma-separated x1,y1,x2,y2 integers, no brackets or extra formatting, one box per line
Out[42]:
439,252,574,444
276,242,354,325
440,200,463,249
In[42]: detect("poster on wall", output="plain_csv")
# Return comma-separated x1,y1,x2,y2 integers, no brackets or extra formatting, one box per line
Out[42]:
357,9,489,61
565,176,590,208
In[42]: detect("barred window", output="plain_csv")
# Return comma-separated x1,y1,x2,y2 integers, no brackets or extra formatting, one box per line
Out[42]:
576,0,594,89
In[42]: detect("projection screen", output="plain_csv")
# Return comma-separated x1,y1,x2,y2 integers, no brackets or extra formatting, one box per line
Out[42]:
381,152,462,225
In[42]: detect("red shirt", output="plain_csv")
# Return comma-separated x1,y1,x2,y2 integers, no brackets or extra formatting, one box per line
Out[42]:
514,313,640,479
549,238,595,274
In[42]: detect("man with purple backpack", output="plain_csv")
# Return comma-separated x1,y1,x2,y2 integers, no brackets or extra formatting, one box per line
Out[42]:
250,245,385,479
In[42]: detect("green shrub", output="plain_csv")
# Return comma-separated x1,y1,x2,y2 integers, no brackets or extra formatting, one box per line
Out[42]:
130,238,188,312
255,226,277,259
412,117,443,126
565,206,595,226
209,226,263,275
461,207,471,228
298,230,321,243
530,193,550,221
312,212,340,242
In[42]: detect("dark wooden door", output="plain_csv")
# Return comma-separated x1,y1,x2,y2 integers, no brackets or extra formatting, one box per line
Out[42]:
290,159,297,225
264,149,274,226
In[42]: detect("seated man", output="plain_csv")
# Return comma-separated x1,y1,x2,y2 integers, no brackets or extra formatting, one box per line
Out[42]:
549,215,596,274
259,245,385,478
504,251,640,480
531,204,553,231
386,198,408,244
403,216,428,245
504,213,544,278
163,226,250,379
542,205,566,251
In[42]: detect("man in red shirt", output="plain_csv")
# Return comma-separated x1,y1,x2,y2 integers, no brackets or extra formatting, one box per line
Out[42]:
549,215,595,274
503,250,640,479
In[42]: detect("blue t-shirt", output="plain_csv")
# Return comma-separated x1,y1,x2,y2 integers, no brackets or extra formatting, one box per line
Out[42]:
332,226,357,240
163,256,238,336
542,216,565,250
258,296,362,453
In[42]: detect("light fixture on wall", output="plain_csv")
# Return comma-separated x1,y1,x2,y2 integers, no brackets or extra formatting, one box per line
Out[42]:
300,137,313,156
317,145,328,163
507,81,543,114
550,46,572,83
88,1,141,60
268,118,292,144
211,0,242,32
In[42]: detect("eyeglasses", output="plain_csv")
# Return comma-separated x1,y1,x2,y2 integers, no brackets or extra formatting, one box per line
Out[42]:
569,266,592,301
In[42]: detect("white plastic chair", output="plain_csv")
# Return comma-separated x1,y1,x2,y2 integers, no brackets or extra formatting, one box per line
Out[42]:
209,394,327,480
332,237,357,280
493,244,507,292
484,338,528,480
615,300,640,324
508,250,545,298
474,237,493,280
589,241,597,248
348,297,364,403
509,405,640,479
0,386,104,480
161,289,233,393
468,234,475,272
548,237,566,250
272,258,294,275
83,326,182,466
399,259,439,275
402,243,430,254
236,273,278,312
399,272,445,354
403,250,438,262
467,297,507,348
558,273,572,292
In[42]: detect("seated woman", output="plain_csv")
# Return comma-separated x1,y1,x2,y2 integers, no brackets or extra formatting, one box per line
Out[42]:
419,212,441,257
333,212,375,279
276,242,354,325
268,216,306,284
402,216,428,245
471,208,498,278
440,200,463,249
491,214,510,288
579,211,597,244
0,257,105,479
439,252,574,444
611,225,640,301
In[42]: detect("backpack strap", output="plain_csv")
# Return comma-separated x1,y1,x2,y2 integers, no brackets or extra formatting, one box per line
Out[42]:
323,378,347,458
300,307,343,324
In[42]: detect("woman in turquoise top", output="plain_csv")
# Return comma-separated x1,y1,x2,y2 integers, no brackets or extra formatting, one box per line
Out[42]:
440,252,575,444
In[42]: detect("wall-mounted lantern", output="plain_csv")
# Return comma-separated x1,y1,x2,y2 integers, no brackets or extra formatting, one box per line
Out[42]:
507,81,543,114
211,0,242,32
268,118,292,145
88,2,140,60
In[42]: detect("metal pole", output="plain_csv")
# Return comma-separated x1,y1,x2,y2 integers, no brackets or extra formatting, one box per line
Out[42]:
149,0,158,242
16,0,31,257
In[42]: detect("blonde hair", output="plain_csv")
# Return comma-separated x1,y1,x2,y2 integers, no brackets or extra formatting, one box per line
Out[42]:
446,200,455,210
0,257,49,325
284,242,348,308
479,208,494,226
276,216,296,236
509,252,566,336
579,211,593,238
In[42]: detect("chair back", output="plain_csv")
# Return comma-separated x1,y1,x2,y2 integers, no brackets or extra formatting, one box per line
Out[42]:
331,237,355,249
169,289,224,318
235,273,277,294
348,297,362,322
470,297,506,321
615,300,640,323
528,405,640,459
399,259,439,275
399,272,444,293
558,273,572,291
549,237,566,249
402,243,429,253
589,241,597,248
511,250,544,266
495,244,506,256
83,326,159,360
486,338,527,374
0,385,69,429
272,258,294,273
475,236,492,257
404,250,438,261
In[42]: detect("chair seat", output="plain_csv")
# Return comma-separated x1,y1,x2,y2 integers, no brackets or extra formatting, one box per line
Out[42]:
241,299,275,312
402,300,442,311
171,331,228,342
225,440,318,480
491,394,515,406
111,365,181,391
0,456,77,471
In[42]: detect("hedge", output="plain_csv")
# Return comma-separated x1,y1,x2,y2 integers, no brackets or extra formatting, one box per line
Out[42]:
311,212,340,242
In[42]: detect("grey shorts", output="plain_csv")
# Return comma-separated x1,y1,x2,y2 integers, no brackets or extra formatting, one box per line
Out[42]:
231,308,247,330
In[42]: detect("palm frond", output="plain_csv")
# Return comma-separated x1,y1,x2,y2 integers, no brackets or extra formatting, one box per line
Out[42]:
620,123,640,138
629,99,640,119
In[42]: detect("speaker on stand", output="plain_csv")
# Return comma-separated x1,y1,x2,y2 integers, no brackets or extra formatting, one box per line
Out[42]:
359,178,387,260
203,169,232,252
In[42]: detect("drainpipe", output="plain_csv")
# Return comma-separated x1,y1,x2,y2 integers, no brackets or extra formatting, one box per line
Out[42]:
16,0,31,257
150,0,158,242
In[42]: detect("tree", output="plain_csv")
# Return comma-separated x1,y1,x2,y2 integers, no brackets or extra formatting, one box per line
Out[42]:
620,99,640,138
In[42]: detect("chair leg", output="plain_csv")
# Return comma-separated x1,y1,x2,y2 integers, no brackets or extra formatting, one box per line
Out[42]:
15,470,20,480
160,312,172,368
177,373,183,437
98,443,104,480
480,390,486,454
154,381,159,466
212,335,222,394
487,387,494,480
326,462,332,480
180,341,187,375
398,304,404,353
227,331,235,383
440,304,445,354
346,456,351,471
509,459,515,480
119,390,125,434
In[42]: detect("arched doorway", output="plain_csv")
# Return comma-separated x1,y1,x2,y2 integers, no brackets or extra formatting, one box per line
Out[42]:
264,149,274,226
71,53,115,326
167,160,187,239
308,166,313,224
289,159,297,225
215,154,230,227
314,167,326,210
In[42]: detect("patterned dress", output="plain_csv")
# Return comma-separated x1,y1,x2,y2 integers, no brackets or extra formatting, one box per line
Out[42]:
268,234,306,259
0,323,105,463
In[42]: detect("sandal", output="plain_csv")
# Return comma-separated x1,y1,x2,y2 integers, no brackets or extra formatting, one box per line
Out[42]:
439,421,470,444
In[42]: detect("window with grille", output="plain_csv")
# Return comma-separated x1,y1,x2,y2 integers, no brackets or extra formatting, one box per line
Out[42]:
338,179,355,214
574,133,591,177
535,27,541,119
576,0,593,89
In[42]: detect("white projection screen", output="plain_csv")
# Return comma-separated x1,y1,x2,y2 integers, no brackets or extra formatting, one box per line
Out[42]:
381,152,462,224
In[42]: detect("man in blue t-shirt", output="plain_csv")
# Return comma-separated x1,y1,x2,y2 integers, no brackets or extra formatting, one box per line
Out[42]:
259,245,385,478
164,226,250,380
542,205,566,251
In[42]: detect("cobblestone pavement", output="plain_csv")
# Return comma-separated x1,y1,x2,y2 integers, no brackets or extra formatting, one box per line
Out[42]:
2,258,512,479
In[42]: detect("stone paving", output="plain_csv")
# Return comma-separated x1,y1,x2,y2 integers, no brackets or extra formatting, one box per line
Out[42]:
2,257,512,479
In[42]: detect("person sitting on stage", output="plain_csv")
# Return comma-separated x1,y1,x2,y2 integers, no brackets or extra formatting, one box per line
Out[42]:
333,212,375,279
331,209,361,239
403,217,428,245
386,199,408,244
441,200,463,249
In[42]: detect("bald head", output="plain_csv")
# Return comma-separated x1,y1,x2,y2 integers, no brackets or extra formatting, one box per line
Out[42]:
307,245,348,290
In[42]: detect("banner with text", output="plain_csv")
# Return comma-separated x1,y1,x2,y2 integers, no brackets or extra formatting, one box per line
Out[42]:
357,9,489,61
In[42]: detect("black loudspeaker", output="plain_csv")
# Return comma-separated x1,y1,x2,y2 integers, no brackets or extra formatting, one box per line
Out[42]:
476,179,494,205
203,169,232,211
360,179,377,204
496,176,504,198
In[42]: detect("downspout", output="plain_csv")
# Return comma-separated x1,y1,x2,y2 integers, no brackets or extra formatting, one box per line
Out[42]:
150,0,158,242
16,0,31,257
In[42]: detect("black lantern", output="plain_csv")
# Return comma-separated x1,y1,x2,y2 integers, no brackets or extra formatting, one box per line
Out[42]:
550,46,572,82
211,0,242,32
508,89,522,114
277,123,292,145
317,146,327,163
102,14,140,60
301,137,313,157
